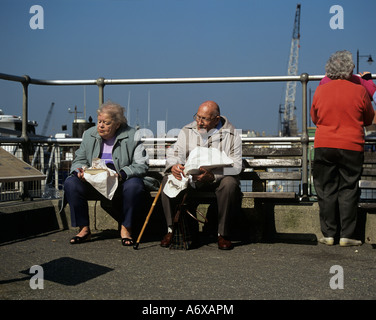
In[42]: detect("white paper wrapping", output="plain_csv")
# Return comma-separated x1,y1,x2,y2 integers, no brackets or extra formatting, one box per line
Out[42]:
163,147,234,198
83,158,118,200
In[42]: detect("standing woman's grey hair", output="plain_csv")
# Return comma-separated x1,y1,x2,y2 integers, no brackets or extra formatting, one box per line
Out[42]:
97,100,127,126
325,50,355,80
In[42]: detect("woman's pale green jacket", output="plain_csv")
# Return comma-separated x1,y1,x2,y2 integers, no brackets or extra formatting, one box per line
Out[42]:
70,125,149,179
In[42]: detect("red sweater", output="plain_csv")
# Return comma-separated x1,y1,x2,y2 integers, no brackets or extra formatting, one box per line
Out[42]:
311,80,374,151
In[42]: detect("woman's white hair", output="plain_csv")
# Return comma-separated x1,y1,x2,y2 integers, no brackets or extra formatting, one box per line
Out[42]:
97,100,127,126
325,50,355,80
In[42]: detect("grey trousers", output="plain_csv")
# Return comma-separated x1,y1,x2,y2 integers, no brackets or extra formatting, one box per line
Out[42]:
161,175,241,237
313,147,363,238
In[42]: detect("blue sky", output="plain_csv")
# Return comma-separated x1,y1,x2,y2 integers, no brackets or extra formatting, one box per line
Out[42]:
0,0,375,136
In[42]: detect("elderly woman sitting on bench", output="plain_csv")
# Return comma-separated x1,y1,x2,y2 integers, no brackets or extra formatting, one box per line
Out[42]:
64,100,149,246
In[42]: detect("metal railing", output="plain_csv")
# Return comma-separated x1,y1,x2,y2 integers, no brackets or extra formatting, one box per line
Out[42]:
1,72,375,201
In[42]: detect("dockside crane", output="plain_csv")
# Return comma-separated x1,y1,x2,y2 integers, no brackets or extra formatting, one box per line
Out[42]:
41,102,55,136
279,3,301,136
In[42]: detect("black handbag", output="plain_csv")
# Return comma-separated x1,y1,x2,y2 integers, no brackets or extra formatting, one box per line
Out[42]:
170,192,208,250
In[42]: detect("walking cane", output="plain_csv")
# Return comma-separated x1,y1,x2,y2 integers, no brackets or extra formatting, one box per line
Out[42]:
133,184,163,250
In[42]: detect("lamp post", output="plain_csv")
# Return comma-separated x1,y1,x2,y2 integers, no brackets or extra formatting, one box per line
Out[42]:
356,49,373,74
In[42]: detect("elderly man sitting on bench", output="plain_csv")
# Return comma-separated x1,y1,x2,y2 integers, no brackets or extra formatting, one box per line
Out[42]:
160,100,242,250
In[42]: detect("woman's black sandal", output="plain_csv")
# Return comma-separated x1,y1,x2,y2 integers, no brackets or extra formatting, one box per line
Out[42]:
70,233,92,244
121,238,134,246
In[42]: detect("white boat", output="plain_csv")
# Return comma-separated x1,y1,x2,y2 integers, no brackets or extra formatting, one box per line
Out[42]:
0,109,38,136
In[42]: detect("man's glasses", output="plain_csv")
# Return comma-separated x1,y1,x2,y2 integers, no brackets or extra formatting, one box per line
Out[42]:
193,113,218,123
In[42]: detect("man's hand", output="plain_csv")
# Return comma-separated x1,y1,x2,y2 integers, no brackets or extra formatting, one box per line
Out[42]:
171,164,185,180
192,167,215,183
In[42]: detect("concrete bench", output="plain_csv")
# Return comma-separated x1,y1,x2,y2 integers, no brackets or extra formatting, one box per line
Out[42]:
73,144,376,242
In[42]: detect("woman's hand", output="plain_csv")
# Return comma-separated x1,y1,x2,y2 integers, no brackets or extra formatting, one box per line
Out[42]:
76,168,86,181
359,71,372,80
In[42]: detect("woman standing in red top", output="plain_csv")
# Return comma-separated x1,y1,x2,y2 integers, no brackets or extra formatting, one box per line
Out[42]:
311,50,375,247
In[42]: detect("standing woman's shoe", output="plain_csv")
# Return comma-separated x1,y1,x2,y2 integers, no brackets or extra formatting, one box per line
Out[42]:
318,237,334,246
339,238,361,247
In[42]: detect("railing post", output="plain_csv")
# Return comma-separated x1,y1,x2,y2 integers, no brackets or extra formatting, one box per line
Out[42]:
97,77,105,106
21,75,33,163
54,144,60,190
300,72,309,200
21,75,30,145
21,75,32,199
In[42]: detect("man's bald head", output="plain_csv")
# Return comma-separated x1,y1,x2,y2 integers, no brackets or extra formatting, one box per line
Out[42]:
196,100,221,131
198,100,220,116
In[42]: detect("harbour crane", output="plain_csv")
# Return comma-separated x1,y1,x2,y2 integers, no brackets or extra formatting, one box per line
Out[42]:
41,102,55,136
279,3,301,136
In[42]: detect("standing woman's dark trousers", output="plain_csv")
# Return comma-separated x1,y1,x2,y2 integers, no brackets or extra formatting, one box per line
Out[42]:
64,175,145,228
313,147,364,239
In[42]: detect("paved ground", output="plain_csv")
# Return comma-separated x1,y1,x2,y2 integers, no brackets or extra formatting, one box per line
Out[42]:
1,229,376,307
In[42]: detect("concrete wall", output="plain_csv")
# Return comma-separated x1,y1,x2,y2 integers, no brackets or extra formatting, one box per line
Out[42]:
1,198,376,244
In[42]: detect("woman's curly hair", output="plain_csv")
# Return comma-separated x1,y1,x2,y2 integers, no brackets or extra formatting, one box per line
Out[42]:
325,50,355,80
97,100,127,127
